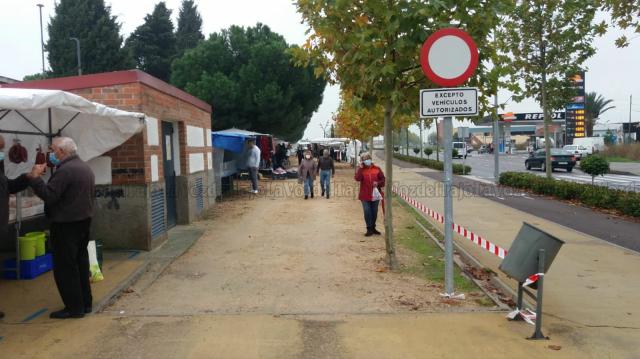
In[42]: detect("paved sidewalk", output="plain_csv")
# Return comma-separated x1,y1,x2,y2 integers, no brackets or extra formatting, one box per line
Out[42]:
0,225,202,324
379,155,640,359
610,162,640,176
0,312,588,358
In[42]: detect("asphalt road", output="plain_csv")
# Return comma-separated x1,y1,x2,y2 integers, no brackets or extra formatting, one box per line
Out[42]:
390,154,640,253
402,150,640,192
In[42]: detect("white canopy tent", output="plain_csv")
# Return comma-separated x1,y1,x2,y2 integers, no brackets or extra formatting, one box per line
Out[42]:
0,88,145,278
0,88,145,177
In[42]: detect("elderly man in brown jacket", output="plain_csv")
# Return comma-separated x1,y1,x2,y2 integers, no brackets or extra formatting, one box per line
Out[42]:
29,137,95,319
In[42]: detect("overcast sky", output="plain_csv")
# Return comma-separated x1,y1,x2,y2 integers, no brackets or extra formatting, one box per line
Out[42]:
0,1,637,139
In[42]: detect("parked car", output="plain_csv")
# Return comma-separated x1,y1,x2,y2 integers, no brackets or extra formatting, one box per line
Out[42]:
562,144,589,160
453,142,467,158
525,149,577,172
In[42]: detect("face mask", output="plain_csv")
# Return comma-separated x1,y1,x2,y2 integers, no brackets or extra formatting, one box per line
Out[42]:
363,159,372,166
305,155,311,159
49,152,61,166
0,151,4,161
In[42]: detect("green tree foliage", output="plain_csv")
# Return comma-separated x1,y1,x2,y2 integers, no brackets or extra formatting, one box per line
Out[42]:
603,130,616,145
294,0,508,268
23,73,48,81
46,0,130,77
580,155,610,184
175,0,204,57
599,0,640,47
585,92,615,137
424,148,433,158
498,0,600,178
172,24,326,141
125,2,177,82
412,147,420,155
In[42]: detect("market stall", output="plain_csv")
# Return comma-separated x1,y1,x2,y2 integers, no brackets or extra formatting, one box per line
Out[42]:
211,128,279,195
0,88,145,278
309,137,349,161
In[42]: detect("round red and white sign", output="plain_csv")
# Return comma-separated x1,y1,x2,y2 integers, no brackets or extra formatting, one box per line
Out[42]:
420,28,479,87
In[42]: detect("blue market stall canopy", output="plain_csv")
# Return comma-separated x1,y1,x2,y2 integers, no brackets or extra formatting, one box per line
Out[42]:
212,128,265,153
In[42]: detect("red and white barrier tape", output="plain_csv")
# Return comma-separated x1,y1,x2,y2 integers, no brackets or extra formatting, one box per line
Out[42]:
392,186,508,259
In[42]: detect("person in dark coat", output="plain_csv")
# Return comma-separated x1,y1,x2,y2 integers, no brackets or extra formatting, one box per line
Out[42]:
317,149,335,199
29,137,96,319
0,135,36,320
297,147,304,165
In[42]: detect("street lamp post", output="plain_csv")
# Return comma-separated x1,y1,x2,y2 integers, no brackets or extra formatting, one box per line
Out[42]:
629,94,633,144
37,4,45,74
70,37,82,75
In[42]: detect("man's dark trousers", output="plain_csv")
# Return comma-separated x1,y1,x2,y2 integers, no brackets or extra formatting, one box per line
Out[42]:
50,218,92,314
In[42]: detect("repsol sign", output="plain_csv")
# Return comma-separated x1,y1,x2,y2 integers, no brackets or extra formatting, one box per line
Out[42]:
511,112,565,121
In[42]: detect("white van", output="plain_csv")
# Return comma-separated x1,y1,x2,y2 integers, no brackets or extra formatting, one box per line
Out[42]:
452,142,467,158
572,137,604,154
563,144,589,159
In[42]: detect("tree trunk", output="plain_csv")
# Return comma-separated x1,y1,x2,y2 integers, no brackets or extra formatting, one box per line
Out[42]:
405,127,409,156
383,100,398,269
586,115,594,137
419,119,424,159
541,41,552,179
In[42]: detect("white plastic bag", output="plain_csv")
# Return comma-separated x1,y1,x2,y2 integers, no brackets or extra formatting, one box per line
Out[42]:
372,187,383,201
88,240,104,282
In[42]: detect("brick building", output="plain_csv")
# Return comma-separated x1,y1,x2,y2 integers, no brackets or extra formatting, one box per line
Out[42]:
2,70,215,250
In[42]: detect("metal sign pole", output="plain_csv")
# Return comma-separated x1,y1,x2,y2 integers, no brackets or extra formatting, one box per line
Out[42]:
15,192,22,279
530,249,548,340
443,116,454,295
493,94,500,182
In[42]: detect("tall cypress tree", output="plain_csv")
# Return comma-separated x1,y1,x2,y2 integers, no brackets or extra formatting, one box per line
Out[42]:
125,2,177,82
46,0,130,77
175,0,204,57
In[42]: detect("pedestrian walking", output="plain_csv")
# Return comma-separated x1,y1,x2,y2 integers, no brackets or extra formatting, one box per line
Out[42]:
297,147,304,165
317,149,335,199
247,139,261,194
298,150,317,200
28,137,95,319
354,152,385,237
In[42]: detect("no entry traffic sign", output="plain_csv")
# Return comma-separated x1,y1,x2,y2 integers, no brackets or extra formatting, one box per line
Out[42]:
420,28,479,87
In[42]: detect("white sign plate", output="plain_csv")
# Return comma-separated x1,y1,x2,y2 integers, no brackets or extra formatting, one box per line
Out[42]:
420,87,478,118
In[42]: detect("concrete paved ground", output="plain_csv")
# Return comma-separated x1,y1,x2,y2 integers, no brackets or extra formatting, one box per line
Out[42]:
0,250,145,324
0,165,638,359
1,313,588,359
0,165,602,358
384,157,640,359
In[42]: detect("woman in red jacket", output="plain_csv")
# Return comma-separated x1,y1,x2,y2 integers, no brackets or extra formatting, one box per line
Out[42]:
354,152,385,237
